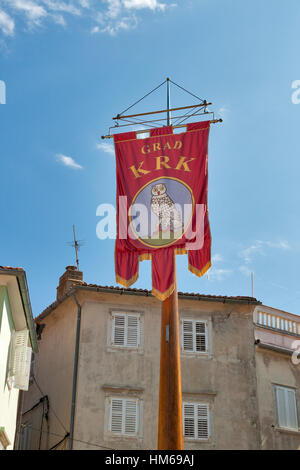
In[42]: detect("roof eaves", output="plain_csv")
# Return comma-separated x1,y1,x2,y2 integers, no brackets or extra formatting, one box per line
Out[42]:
0,267,38,353
36,283,261,321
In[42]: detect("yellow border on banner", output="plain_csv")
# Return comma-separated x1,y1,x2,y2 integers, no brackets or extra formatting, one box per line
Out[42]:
115,271,139,288
138,248,187,262
152,283,175,302
188,260,211,278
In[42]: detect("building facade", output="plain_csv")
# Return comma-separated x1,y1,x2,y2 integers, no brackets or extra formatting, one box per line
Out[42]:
20,266,300,450
0,266,38,450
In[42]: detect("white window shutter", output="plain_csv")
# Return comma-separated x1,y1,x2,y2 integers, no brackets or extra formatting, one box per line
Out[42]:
124,399,138,435
183,403,195,438
276,386,298,430
195,322,207,352
110,399,123,434
197,404,209,439
113,315,125,346
183,321,193,352
183,402,209,440
276,387,286,428
286,389,298,430
127,315,140,347
9,329,31,390
110,398,138,435
14,347,32,391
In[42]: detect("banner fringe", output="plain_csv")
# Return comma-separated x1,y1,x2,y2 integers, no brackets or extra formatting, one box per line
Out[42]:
115,271,139,288
188,260,211,278
139,248,187,262
152,283,175,302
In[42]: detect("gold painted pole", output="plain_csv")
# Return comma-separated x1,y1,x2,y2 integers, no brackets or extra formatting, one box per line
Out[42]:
157,256,183,450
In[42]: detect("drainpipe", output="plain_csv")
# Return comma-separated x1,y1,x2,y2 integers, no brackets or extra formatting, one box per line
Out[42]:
69,291,82,450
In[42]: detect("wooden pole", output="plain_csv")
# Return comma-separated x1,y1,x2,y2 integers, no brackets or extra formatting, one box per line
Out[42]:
157,79,183,449
157,263,183,449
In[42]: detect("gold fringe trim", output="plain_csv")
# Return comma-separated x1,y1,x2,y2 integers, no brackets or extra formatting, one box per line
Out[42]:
175,248,187,255
188,260,211,278
152,282,175,302
115,271,139,288
139,248,187,262
139,253,152,261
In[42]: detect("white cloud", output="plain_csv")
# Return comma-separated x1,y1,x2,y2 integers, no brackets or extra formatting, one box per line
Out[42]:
212,253,223,263
0,9,14,35
97,142,115,155
90,24,99,33
239,265,252,277
218,106,229,118
78,0,89,7
239,240,290,264
0,0,174,39
41,1,81,15
56,153,83,169
123,0,166,11
9,0,47,26
207,267,232,281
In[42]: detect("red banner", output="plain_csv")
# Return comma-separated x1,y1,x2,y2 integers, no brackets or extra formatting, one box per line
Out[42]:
114,121,211,301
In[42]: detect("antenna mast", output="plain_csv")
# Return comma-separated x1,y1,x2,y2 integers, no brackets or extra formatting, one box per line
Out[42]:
73,224,80,271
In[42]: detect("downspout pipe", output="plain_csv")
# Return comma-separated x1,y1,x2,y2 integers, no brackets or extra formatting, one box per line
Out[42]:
69,291,82,450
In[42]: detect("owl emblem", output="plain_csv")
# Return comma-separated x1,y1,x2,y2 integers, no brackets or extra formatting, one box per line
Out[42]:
150,183,183,233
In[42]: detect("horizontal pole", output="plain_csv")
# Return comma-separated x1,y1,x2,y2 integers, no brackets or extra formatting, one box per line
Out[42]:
113,103,211,120
101,119,223,139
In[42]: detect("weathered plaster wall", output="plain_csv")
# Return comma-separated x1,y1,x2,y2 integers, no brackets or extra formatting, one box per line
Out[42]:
21,295,77,450
73,292,259,450
255,348,300,450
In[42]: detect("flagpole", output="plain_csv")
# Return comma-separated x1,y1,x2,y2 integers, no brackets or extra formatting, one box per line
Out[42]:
157,78,184,450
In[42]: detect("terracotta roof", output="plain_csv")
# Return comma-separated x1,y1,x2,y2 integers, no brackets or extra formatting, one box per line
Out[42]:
0,266,24,271
36,282,260,321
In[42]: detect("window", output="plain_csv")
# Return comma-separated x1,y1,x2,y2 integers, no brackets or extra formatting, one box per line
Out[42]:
111,313,140,348
275,386,298,430
182,319,207,353
183,402,210,440
109,398,139,436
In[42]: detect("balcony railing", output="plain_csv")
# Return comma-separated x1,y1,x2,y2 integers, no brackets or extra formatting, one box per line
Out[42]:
254,309,300,336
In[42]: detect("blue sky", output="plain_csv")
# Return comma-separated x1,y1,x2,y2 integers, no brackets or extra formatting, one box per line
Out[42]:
0,0,300,316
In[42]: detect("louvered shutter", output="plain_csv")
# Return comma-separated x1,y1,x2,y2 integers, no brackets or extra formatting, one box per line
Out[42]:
112,315,125,346
195,322,207,352
183,321,193,352
286,389,298,430
14,347,32,391
127,315,139,347
197,404,209,439
183,403,195,437
124,399,138,435
276,386,298,430
9,329,31,390
276,387,287,428
110,399,123,434
183,403,210,440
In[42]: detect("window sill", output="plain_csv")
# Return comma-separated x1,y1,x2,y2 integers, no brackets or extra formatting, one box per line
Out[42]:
274,426,300,436
105,432,140,440
181,351,212,359
106,345,142,353
184,437,211,444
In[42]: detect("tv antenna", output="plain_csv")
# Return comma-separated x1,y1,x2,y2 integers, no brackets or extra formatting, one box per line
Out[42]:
67,225,84,271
